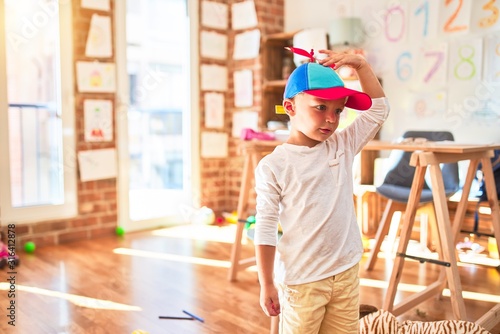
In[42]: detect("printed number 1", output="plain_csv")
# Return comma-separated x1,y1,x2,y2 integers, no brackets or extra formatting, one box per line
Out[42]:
414,0,429,37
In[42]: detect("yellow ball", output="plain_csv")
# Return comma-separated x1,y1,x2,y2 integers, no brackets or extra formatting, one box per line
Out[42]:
131,330,149,334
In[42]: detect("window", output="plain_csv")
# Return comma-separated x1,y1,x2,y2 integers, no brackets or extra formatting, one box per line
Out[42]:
0,0,76,223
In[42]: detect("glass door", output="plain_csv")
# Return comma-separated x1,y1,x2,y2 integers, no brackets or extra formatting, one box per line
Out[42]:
116,0,196,231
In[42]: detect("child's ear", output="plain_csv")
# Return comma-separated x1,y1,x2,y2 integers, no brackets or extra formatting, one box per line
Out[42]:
283,100,295,116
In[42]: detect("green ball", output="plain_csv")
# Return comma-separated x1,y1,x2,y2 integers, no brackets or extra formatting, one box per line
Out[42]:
24,241,36,253
115,226,125,236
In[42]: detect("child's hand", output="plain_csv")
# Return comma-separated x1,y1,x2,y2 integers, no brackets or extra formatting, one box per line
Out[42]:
317,50,367,71
260,283,280,317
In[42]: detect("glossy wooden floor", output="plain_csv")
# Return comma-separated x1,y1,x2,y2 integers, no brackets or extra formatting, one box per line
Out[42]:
1,224,499,334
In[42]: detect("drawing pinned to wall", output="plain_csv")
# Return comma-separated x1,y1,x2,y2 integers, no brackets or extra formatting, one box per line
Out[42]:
201,1,228,29
85,14,112,58
76,61,116,93
440,0,472,35
409,0,439,41
201,132,228,158
81,0,110,11
484,33,500,82
392,49,415,84
204,92,225,129
471,0,500,32
411,91,447,118
200,31,227,60
233,29,260,60
232,0,258,30
418,42,448,86
234,69,253,108
382,2,408,43
84,99,113,142
200,64,227,91
448,38,482,84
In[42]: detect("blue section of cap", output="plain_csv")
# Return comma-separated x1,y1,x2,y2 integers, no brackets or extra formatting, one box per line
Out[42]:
284,63,309,99
284,63,345,99
307,63,344,90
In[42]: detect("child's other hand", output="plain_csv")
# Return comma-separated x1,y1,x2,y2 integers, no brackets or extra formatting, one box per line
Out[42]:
316,50,367,71
260,283,280,317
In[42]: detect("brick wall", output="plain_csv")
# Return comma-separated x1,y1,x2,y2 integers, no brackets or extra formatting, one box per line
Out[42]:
199,0,284,217
4,0,286,248
7,0,118,248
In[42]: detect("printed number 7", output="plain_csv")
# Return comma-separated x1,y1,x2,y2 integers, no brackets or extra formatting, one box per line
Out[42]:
423,51,444,83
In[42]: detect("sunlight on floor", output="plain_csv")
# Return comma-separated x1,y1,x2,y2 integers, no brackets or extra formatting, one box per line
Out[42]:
0,283,142,311
113,247,257,273
151,224,252,245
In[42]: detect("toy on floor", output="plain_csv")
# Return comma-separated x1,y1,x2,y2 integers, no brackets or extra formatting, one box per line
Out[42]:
0,232,20,269
24,241,36,254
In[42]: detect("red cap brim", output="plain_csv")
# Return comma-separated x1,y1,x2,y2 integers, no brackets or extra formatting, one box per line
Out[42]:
305,87,372,110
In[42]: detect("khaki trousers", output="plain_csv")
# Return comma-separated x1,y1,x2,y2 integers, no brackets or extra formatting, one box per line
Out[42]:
278,263,359,334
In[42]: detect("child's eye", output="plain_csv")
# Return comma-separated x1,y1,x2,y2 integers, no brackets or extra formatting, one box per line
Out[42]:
315,105,327,111
336,109,343,115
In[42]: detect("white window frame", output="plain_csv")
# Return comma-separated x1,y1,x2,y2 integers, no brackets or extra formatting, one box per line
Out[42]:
0,1,77,224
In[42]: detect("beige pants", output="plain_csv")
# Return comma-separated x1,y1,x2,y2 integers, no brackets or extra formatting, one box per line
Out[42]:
278,264,359,334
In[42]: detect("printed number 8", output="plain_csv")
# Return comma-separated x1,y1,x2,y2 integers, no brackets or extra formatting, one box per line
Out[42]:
454,45,476,80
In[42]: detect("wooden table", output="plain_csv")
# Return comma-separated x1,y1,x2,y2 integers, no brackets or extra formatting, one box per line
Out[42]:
363,140,500,330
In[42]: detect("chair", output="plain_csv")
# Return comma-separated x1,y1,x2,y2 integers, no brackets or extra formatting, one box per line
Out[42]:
365,131,460,270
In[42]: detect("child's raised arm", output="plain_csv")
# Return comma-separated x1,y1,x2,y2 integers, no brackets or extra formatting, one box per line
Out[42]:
317,50,385,99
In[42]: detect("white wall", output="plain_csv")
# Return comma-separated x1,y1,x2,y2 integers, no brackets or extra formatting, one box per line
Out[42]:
285,0,500,144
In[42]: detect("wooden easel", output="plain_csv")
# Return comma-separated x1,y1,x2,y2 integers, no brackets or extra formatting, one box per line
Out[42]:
382,147,500,330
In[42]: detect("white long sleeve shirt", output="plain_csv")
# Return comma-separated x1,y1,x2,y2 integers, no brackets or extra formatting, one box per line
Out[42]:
254,97,390,285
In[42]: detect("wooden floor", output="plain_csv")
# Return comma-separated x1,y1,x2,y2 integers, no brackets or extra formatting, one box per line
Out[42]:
1,224,499,334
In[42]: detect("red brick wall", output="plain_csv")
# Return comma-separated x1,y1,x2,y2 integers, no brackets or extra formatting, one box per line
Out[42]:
199,0,284,218
5,0,285,248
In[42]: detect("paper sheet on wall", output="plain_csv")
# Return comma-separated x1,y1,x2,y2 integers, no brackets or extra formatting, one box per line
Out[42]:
85,14,112,58
484,34,500,82
201,132,228,158
78,148,117,182
201,1,228,29
76,61,116,93
81,0,110,11
409,0,439,41
233,29,260,60
439,0,472,36
204,92,225,128
232,0,258,30
232,110,258,138
471,0,500,33
201,64,227,91
411,91,446,118
84,99,113,142
234,69,253,107
417,43,448,86
448,38,482,84
201,31,227,60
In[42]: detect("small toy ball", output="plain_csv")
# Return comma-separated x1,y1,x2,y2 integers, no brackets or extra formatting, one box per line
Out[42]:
131,330,149,334
215,217,224,226
115,226,125,236
24,241,36,254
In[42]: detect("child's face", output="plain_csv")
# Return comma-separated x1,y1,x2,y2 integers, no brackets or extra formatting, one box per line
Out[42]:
285,93,346,146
